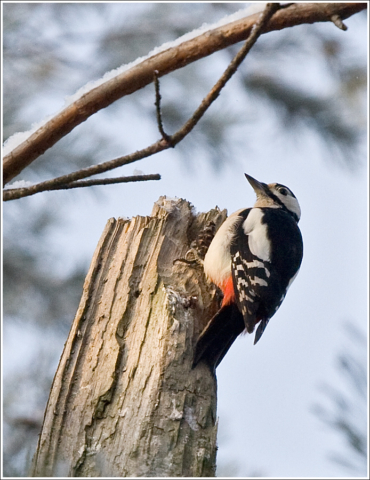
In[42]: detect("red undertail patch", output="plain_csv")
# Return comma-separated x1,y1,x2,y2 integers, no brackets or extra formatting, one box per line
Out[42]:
221,276,235,307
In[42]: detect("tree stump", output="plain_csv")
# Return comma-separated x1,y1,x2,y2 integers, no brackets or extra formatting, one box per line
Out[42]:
31,196,227,477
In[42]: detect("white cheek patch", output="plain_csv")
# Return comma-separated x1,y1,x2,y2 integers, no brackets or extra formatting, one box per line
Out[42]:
275,191,301,220
242,209,271,262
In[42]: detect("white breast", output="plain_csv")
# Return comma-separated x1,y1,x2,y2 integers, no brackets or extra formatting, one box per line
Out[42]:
203,209,244,287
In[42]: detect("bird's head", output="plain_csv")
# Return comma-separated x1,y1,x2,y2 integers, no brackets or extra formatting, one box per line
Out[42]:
245,173,301,222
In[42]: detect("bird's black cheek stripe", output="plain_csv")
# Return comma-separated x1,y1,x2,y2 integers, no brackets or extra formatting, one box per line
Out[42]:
264,190,299,222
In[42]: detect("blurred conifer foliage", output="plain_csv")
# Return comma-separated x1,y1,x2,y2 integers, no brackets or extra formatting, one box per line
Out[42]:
313,323,367,475
2,3,367,476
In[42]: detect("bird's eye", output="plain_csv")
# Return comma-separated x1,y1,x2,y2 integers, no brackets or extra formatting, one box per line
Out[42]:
278,187,288,196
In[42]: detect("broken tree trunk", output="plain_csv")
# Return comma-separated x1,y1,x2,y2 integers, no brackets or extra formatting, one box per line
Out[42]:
31,196,227,477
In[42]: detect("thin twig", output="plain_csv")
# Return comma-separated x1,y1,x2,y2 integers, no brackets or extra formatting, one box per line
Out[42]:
2,3,279,203
3,142,169,201
56,173,161,189
3,174,161,201
331,14,348,30
170,2,280,146
153,70,173,146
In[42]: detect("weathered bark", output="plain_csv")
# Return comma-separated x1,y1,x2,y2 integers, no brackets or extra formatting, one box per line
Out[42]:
31,197,227,477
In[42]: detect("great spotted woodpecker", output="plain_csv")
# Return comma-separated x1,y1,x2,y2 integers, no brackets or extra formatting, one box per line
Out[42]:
193,174,303,371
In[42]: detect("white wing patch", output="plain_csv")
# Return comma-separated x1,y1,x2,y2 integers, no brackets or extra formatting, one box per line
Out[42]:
242,208,271,262
249,277,268,287
242,258,270,278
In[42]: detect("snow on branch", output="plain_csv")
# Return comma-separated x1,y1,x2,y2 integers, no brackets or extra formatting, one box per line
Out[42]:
3,3,280,202
2,2,366,189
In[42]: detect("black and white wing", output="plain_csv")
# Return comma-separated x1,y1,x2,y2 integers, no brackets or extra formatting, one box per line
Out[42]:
231,207,303,344
230,209,272,338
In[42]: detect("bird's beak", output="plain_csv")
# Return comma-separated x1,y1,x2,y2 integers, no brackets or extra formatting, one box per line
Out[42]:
245,174,269,197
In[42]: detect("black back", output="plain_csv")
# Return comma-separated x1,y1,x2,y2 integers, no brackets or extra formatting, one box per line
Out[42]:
230,207,303,335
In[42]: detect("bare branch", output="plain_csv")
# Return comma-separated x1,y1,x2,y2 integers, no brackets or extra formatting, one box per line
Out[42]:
3,174,161,201
3,141,169,201
3,2,366,184
153,71,172,146
2,3,278,203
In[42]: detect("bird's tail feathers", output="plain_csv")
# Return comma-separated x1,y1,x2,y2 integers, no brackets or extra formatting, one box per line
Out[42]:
193,303,245,372
253,318,269,344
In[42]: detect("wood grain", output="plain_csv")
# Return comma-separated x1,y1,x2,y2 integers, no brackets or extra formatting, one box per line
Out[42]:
31,198,227,477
